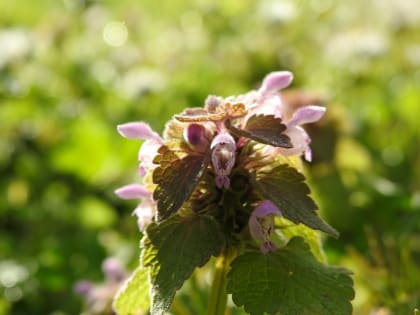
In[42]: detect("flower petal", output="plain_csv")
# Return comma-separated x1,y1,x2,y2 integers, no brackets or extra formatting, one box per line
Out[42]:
259,71,293,96
276,126,310,157
138,139,161,168
287,105,326,127
210,132,236,151
249,200,282,243
114,184,150,200
247,94,283,119
211,133,236,184
253,200,282,218
117,122,162,142
304,145,312,162
133,200,155,231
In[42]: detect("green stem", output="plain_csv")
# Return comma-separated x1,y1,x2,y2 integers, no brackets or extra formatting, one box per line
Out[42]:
206,248,234,315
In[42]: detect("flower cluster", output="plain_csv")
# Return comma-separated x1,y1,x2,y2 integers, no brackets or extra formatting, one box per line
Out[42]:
116,71,330,253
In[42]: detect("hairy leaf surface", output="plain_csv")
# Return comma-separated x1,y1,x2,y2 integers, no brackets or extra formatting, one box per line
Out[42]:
227,237,354,315
227,115,292,148
141,215,224,315
113,266,150,315
152,144,210,219
252,164,338,237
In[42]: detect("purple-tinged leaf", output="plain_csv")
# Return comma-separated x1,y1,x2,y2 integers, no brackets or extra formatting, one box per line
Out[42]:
152,144,210,220
226,115,292,148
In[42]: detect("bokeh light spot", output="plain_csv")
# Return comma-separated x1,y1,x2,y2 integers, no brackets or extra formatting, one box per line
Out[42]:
103,21,128,47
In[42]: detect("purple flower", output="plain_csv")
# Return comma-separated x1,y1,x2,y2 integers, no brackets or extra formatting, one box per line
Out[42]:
117,122,161,142
249,72,326,161
258,71,294,96
210,133,236,189
249,200,282,254
267,105,326,161
74,280,94,296
117,122,163,175
102,258,126,283
115,184,156,231
75,258,127,315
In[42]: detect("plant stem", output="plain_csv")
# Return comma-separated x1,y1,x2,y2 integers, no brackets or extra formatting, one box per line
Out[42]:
206,248,234,315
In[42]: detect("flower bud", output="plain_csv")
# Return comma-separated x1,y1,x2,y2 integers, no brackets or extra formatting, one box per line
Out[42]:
184,123,206,146
205,95,223,112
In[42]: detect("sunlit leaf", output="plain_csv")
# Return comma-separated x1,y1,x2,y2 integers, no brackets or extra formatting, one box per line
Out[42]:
276,216,326,263
113,266,150,315
227,237,354,315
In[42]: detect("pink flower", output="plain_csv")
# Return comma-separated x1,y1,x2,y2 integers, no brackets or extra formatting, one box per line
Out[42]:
210,133,236,189
251,72,326,161
117,122,163,175
267,105,326,161
249,200,282,254
115,184,156,231
74,257,127,315
102,258,126,283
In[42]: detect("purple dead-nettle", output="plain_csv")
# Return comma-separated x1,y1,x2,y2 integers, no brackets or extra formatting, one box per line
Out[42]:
115,184,156,231
116,71,331,239
114,70,355,315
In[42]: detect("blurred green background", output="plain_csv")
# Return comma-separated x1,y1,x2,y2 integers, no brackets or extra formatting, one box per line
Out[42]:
1,0,419,314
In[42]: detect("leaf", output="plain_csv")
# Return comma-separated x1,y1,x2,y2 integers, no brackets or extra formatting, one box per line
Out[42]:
276,216,326,263
152,144,210,220
226,115,292,148
227,237,354,315
141,215,225,315
252,164,338,237
113,266,150,315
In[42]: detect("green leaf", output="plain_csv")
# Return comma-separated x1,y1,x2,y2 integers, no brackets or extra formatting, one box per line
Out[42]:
113,266,150,315
227,237,354,315
226,115,292,148
141,215,225,315
252,164,338,237
152,144,210,220
276,216,326,263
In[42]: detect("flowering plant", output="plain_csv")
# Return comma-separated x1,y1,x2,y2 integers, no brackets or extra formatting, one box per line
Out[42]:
113,71,354,315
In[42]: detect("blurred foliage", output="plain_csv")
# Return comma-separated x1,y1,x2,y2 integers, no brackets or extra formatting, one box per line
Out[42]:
0,0,419,314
